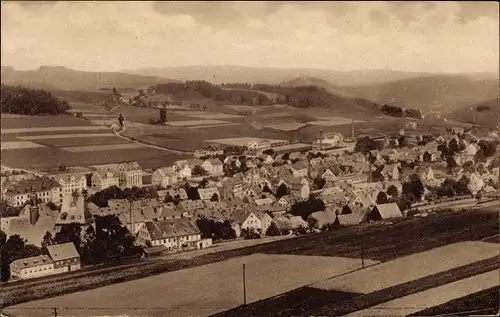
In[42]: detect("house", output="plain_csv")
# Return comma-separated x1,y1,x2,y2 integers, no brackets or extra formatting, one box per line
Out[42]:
91,170,119,191
10,254,54,280
467,172,485,195
406,121,418,129
321,168,337,181
202,159,224,176
194,150,208,158
307,210,338,230
177,199,205,215
260,154,274,165
198,187,220,201
451,127,465,134
254,211,273,234
247,139,271,151
157,188,188,202
381,164,399,180
5,177,63,207
173,160,192,179
46,242,81,274
277,195,295,209
96,162,143,188
367,203,403,221
291,161,308,178
254,197,274,207
204,144,224,157
312,133,344,150
337,209,367,226
273,214,307,232
231,210,262,236
55,196,88,231
2,202,58,247
51,174,87,198
136,218,207,252
152,168,178,188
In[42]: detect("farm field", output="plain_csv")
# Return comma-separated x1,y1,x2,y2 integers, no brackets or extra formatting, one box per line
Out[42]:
1,126,108,134
1,141,45,150
263,122,306,131
0,114,93,129
208,137,288,147
3,254,376,317
346,270,499,316
411,286,499,316
167,119,230,127
61,143,147,153
0,211,496,312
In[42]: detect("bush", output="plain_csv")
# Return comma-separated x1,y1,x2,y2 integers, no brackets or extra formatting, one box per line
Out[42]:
265,222,281,236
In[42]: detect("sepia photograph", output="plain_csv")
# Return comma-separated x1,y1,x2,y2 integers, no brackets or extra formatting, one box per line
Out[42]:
0,1,499,316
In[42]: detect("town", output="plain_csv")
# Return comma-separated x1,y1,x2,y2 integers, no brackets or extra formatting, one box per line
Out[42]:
2,123,498,281
1,1,499,317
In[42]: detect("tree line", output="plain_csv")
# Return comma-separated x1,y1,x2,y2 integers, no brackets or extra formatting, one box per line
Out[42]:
381,104,422,119
1,84,70,115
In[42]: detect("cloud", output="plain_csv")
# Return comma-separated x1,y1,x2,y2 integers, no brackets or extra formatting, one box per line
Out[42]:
1,1,498,73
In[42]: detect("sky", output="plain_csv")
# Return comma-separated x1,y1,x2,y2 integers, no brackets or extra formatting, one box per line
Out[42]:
1,1,499,73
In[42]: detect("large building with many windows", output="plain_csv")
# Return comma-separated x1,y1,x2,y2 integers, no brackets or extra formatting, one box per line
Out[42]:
4,177,63,207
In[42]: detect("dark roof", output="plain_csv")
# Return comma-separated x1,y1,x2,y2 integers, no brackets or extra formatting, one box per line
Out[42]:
7,176,60,195
144,218,200,240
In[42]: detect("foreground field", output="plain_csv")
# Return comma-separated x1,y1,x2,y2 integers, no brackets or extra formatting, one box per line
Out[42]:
0,210,496,312
3,254,375,317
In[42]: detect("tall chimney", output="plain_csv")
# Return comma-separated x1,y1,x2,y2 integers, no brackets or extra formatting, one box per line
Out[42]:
351,119,355,139
29,205,40,225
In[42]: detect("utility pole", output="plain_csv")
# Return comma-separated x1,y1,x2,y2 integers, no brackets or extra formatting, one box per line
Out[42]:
351,119,355,139
242,263,247,305
53,307,58,317
361,230,365,268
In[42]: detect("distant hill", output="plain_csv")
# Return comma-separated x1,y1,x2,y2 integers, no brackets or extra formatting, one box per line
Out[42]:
123,65,487,87
449,98,499,129
150,80,380,115
338,75,499,112
0,66,177,91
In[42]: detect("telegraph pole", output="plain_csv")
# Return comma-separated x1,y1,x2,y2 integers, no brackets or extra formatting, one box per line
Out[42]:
360,226,365,269
242,263,247,305
53,308,58,317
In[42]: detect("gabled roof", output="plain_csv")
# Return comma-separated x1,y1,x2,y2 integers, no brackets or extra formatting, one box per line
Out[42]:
118,162,142,171
198,187,220,200
178,199,205,212
47,242,80,261
308,210,337,228
51,173,86,183
187,158,204,167
205,158,223,166
230,210,254,225
94,170,118,180
292,161,308,170
372,203,403,219
155,167,176,177
144,218,200,240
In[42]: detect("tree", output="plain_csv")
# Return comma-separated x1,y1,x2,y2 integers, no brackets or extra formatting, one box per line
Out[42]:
54,223,83,254
192,165,208,176
355,136,379,154
1,84,70,115
290,197,325,221
199,178,208,188
210,193,219,202
265,222,281,236
275,183,290,199
387,185,399,198
165,192,174,203
1,234,42,281
398,136,408,148
312,177,325,190
402,174,424,203
159,107,167,124
185,185,200,200
423,151,432,163
376,192,389,204
446,156,458,170
478,140,498,158
41,231,55,250
449,138,460,154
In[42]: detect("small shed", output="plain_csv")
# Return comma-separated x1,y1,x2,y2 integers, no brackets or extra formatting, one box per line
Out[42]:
367,203,403,221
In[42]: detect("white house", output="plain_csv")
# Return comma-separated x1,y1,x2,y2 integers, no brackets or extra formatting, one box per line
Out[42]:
173,160,192,179
91,170,119,191
231,211,262,235
9,255,54,280
202,159,224,176
51,174,87,198
136,218,205,252
291,161,308,178
152,168,178,188
5,177,63,207
116,162,143,188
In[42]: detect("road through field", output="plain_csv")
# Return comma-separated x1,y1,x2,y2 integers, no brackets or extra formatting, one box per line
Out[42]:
347,270,499,316
3,254,377,317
